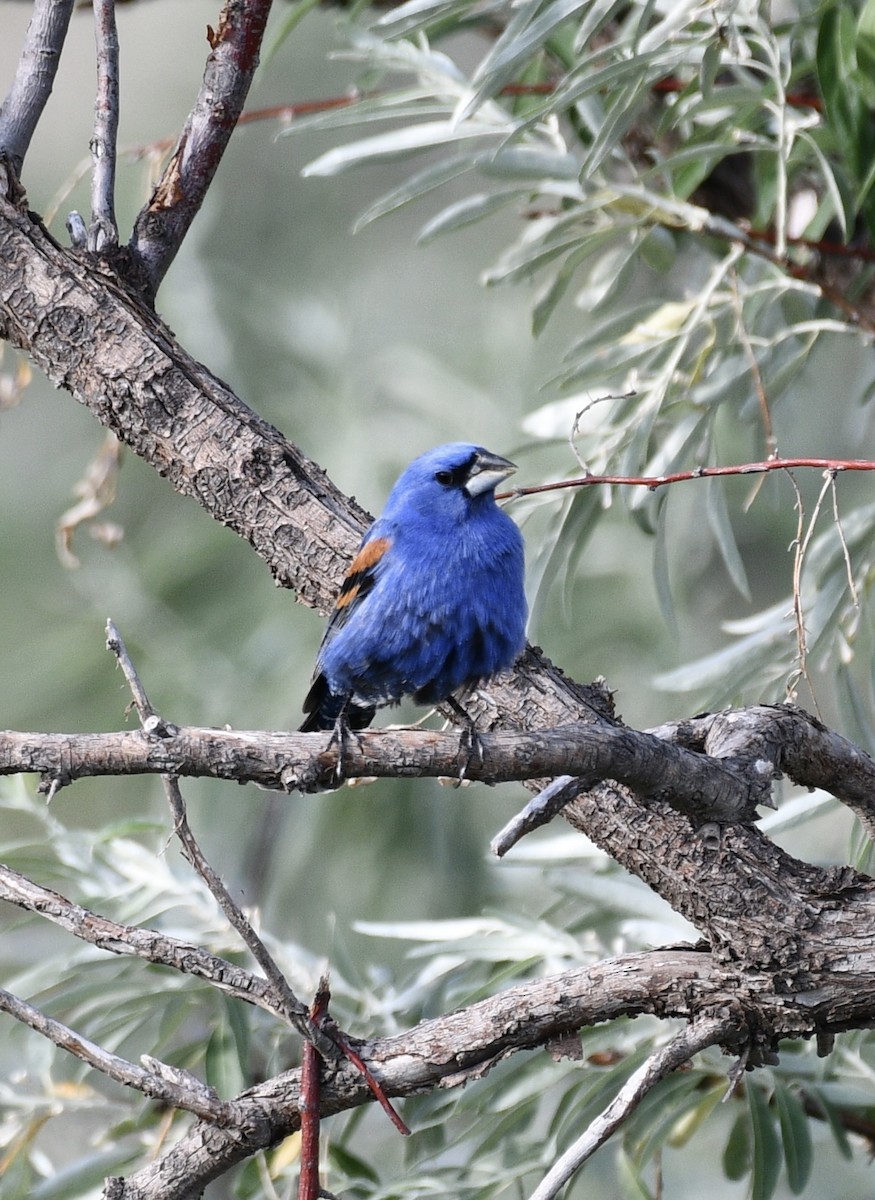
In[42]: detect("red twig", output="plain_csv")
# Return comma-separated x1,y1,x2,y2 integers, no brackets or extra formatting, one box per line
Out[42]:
501,458,875,500
296,980,411,1200
298,979,331,1200
323,1016,412,1137
652,75,823,112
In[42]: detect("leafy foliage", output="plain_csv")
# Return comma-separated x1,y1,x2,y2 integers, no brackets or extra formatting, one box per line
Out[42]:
295,0,875,726
5,1,875,1197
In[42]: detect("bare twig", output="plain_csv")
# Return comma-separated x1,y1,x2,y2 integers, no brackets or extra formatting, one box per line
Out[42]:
89,0,120,251
105,619,332,1055
730,270,775,458
128,0,275,296
490,775,585,857
830,474,860,610
298,978,331,1200
0,986,237,1123
526,1017,730,1200
56,431,122,568
502,457,875,501
162,772,332,1051
0,859,298,1022
786,471,833,713
0,0,76,174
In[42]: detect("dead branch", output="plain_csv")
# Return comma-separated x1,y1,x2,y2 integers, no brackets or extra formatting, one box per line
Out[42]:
0,0,76,173
128,0,275,296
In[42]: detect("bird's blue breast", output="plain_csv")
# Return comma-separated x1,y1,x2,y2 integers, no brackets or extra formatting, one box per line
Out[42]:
318,503,526,708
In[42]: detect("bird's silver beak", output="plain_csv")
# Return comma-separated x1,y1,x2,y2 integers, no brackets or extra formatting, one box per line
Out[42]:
465,451,517,497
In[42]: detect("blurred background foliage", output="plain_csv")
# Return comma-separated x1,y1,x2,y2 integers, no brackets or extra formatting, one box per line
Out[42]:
4,0,875,1196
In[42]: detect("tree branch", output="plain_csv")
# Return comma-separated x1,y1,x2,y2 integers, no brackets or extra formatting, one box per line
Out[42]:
101,942,875,1199
0,986,239,1123
0,716,776,819
0,0,76,174
3,704,873,832
89,0,120,251
0,860,294,1022
105,618,334,1055
527,1016,732,1200
128,0,275,296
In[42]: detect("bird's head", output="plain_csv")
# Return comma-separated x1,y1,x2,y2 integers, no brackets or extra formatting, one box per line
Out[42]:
384,443,517,522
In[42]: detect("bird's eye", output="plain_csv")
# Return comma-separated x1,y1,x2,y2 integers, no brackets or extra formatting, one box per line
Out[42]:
434,470,453,486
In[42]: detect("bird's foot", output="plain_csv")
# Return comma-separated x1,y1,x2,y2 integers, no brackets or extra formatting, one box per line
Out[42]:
446,696,483,786
327,713,364,785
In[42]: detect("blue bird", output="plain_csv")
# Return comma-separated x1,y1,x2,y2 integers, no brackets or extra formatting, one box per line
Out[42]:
300,443,527,736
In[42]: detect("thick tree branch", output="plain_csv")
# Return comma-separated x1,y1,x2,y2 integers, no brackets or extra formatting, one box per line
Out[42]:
128,0,275,296
101,944,875,1200
0,0,76,174
0,718,771,818
2,704,872,830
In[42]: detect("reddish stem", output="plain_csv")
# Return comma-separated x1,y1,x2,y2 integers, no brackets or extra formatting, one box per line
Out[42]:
502,458,875,500
298,980,331,1200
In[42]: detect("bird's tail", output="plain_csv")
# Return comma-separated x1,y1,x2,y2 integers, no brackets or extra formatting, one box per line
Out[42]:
300,673,376,732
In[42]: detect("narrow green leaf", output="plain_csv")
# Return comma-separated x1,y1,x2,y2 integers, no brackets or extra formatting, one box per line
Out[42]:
774,1081,814,1194
816,6,872,183
460,0,594,118
856,0,875,104
706,477,751,601
532,233,622,335
805,1085,854,1159
748,1081,782,1200
528,487,601,640
303,120,505,177
262,0,321,62
699,38,722,98
417,190,521,243
353,155,478,230
723,1109,751,1181
616,1145,655,1200
328,1143,380,1182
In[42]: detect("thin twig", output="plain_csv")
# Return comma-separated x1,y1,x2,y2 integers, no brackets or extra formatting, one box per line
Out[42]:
830,475,860,610
490,775,585,857
105,619,331,1055
501,457,875,501
787,472,833,713
526,1017,730,1200
0,0,76,174
0,986,237,1123
0,859,299,1024
730,270,775,458
89,0,120,251
298,978,331,1200
161,773,329,1049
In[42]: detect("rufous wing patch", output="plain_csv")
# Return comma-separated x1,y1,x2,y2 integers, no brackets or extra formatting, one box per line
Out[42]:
335,536,391,611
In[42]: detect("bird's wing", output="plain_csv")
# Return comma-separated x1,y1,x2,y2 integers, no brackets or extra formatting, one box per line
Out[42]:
317,527,393,653
300,528,392,730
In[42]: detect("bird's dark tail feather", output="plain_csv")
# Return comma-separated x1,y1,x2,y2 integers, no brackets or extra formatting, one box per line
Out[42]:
300,673,376,732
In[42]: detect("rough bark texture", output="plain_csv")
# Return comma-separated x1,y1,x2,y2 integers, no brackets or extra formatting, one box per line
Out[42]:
4,170,875,1196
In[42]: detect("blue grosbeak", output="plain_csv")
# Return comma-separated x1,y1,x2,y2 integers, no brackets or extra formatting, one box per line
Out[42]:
301,442,527,734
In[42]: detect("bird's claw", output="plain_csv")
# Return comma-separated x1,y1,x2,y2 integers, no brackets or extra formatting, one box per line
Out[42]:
455,723,484,786
328,714,364,785
445,696,483,786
